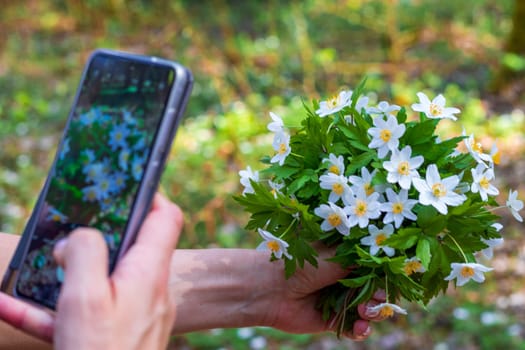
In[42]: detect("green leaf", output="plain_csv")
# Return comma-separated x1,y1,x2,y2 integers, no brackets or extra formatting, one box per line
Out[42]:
384,227,421,250
403,119,439,146
396,107,407,124
346,151,375,174
339,274,376,288
416,238,431,269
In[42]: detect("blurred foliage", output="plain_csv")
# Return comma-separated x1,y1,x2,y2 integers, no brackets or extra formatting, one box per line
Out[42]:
1,0,525,349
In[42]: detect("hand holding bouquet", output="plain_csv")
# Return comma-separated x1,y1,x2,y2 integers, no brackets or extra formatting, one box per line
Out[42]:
235,80,523,335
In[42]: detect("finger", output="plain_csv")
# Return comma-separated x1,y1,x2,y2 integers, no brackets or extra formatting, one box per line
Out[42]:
0,292,54,342
54,228,112,311
298,245,351,290
344,319,371,341
358,300,386,322
372,289,386,302
123,193,183,269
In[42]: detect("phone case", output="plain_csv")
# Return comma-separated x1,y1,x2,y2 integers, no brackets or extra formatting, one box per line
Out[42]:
1,49,193,310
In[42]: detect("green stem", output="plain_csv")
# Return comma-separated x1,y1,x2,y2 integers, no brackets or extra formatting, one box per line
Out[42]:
447,233,469,263
279,218,298,238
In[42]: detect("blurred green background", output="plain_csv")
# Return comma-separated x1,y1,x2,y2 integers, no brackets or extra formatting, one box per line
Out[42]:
1,1,525,349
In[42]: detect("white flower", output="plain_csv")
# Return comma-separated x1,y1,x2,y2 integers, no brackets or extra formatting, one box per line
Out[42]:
323,153,345,175
413,164,466,215
348,167,378,196
506,189,523,222
314,202,351,236
111,172,128,193
93,174,113,200
464,132,492,167
383,146,424,190
133,135,147,151
46,206,68,223
367,302,407,318
355,95,369,113
316,90,352,117
480,237,504,260
270,131,291,166
344,188,381,228
404,257,426,275
489,142,500,166
268,179,284,198
79,108,99,126
368,114,406,159
83,161,109,184
239,166,259,195
108,123,130,151
81,185,99,202
319,173,352,203
131,155,145,181
380,188,418,228
470,163,499,201
368,101,401,117
267,112,284,133
256,228,291,259
360,224,395,257
444,262,493,286
411,92,460,121
81,149,96,166
59,138,70,161
118,148,131,171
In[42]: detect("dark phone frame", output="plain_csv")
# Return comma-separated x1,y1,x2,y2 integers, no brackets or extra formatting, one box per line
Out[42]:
1,49,193,310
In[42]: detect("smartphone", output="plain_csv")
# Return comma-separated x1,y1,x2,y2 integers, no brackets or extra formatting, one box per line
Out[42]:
1,49,193,310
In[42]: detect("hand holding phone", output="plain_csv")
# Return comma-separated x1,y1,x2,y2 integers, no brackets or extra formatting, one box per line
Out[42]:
1,49,192,310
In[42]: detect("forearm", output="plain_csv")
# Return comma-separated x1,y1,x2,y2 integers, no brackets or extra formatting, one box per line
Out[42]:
168,248,282,334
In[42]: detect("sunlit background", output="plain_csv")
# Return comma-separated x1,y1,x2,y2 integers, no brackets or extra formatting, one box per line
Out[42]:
1,1,524,349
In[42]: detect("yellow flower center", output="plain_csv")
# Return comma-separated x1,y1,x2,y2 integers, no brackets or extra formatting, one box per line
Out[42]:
397,161,410,176
271,188,277,197
354,200,367,217
100,180,110,191
278,143,287,155
87,190,96,201
327,213,342,227
52,214,62,222
364,183,374,196
479,176,490,190
470,139,483,154
332,183,344,195
404,260,422,275
492,150,500,165
266,240,280,252
460,266,475,278
392,202,404,214
375,233,387,246
429,103,442,117
329,165,340,175
115,132,123,141
432,183,446,197
379,305,394,318
328,95,339,109
380,129,392,142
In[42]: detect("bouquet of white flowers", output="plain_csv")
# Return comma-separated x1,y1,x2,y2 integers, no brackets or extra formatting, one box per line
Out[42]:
235,80,524,335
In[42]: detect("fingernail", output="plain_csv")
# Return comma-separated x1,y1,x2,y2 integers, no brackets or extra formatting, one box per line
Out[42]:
374,289,387,301
362,325,372,337
53,238,68,258
364,303,377,318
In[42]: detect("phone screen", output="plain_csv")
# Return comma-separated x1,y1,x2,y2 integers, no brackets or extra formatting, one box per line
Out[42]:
15,53,177,308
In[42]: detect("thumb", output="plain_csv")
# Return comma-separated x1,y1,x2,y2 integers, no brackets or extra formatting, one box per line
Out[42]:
53,228,112,306
52,228,113,348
